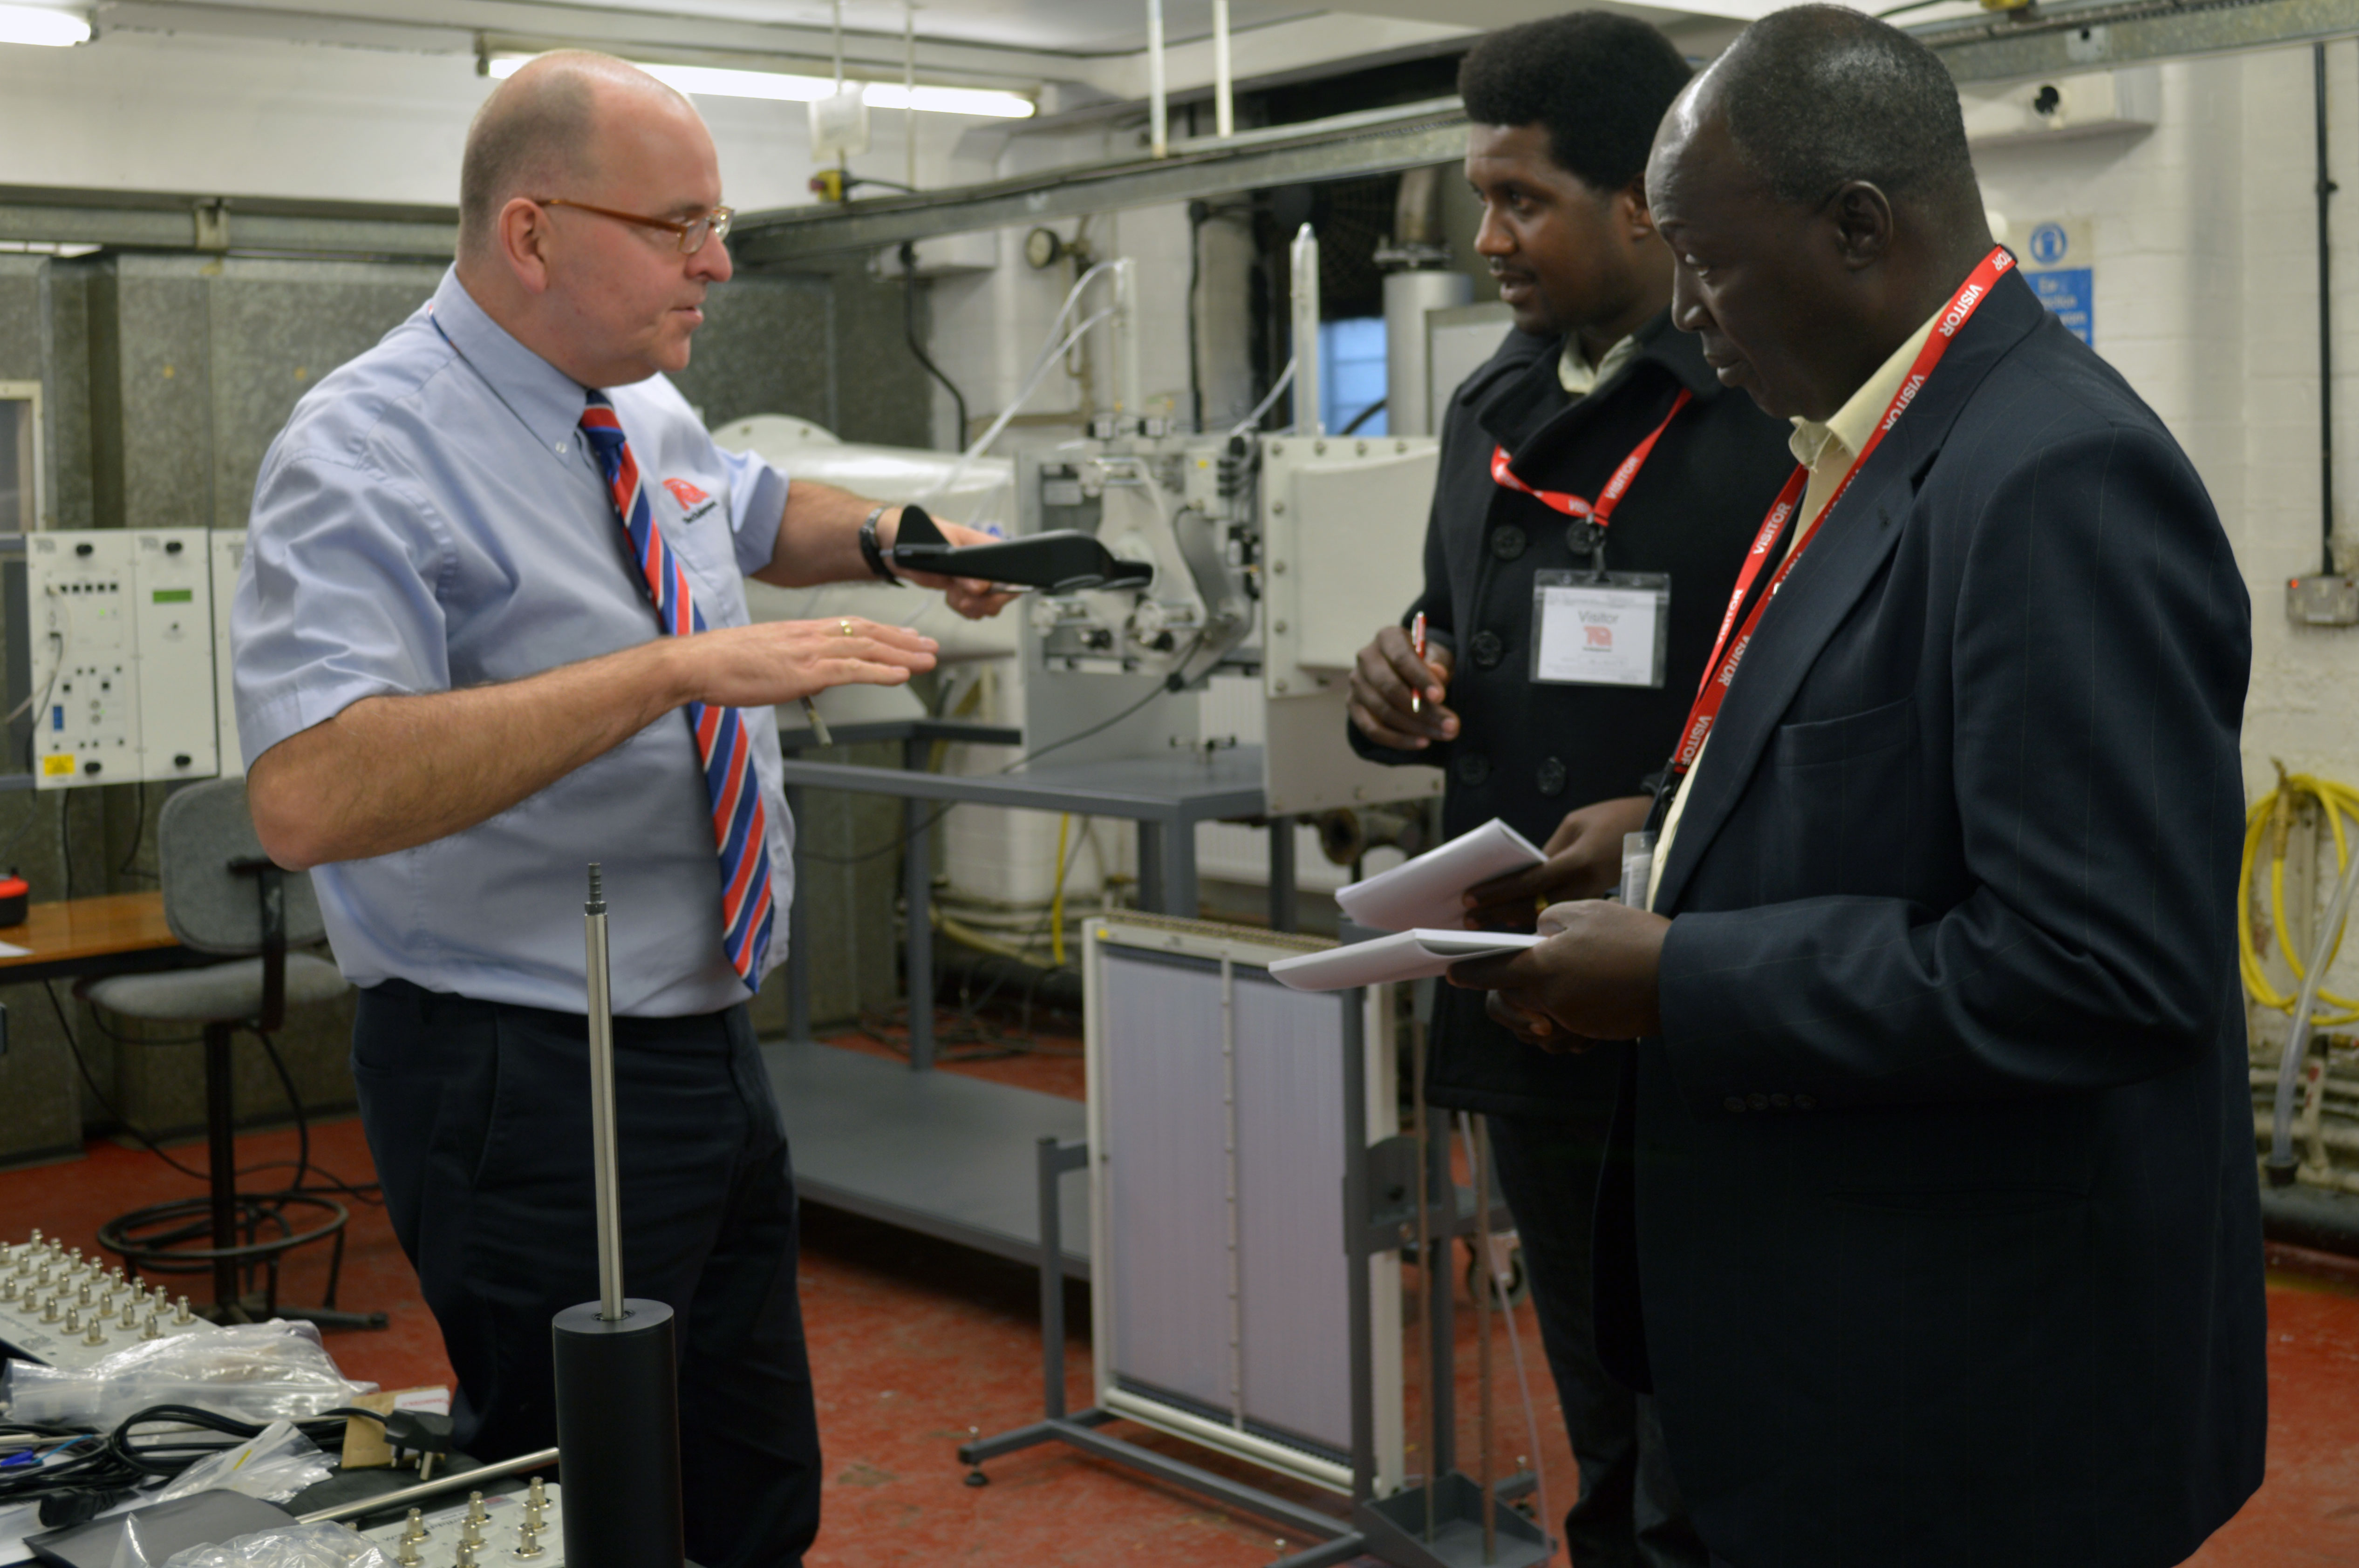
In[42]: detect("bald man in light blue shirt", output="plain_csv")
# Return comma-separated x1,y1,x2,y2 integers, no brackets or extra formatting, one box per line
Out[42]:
236,51,1008,1568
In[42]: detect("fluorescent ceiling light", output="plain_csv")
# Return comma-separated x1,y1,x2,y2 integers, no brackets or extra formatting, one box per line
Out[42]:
0,4,90,47
485,54,1033,119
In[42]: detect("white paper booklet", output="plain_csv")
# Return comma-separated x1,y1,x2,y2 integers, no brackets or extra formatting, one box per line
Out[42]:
1268,929,1544,991
1334,817,1547,932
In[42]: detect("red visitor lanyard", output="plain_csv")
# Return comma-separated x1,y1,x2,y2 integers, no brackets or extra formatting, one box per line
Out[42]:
1489,387,1693,529
1670,246,2016,774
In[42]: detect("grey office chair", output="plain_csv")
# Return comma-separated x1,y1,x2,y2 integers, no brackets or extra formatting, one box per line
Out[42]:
87,778,376,1327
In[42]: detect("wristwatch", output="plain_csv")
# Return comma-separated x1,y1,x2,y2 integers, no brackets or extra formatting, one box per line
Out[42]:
858,505,902,585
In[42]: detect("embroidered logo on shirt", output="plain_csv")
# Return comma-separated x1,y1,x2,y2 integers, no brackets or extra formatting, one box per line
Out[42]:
661,477,718,523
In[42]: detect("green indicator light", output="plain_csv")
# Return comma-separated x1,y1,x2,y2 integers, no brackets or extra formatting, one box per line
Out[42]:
151,589,193,603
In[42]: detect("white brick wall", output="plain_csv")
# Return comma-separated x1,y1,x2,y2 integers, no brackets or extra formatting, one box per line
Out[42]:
1976,48,2359,803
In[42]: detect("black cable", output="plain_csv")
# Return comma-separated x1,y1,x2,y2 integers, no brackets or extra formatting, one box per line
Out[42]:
67,982,382,1202
1341,398,1387,435
0,1404,360,1519
248,1025,313,1200
1188,201,1207,434
114,782,153,882
235,1158,383,1206
901,242,970,451
250,1025,383,1212
44,980,208,1182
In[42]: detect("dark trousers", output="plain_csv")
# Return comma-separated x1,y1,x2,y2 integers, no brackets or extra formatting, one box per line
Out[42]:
352,979,819,1568
1488,1113,1707,1568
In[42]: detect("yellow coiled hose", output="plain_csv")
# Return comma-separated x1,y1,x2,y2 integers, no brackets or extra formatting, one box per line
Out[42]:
2239,766,2359,1028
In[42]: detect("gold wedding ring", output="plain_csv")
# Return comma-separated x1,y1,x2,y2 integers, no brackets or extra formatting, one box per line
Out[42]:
839,618,855,637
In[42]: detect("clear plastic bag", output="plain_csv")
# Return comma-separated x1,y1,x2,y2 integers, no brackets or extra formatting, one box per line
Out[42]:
0,1319,375,1430
154,1522,388,1568
145,1420,334,1507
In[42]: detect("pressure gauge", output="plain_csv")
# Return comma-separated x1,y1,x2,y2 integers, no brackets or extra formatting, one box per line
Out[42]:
1023,226,1063,270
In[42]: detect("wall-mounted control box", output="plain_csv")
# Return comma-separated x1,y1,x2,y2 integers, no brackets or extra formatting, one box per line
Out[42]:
26,528,218,788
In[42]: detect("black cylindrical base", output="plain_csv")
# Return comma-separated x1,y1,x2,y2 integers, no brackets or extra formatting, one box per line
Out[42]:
553,1297,684,1568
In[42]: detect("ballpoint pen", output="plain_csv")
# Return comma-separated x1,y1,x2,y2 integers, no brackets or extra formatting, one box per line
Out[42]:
800,696,833,747
1411,611,1428,715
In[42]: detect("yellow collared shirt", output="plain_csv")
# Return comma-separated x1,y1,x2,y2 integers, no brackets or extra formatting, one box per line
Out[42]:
1644,306,1944,913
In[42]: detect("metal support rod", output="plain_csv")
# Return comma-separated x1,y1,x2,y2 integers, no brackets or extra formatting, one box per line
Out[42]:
1411,1016,1435,1544
905,4,919,194
902,736,936,1070
1266,1536,1367,1568
1037,1137,1069,1419
584,865,624,1322
1146,0,1168,159
1340,988,1375,1500
1220,959,1245,1430
300,1447,562,1524
1267,817,1297,933
904,795,936,1069
2317,41,2339,576
784,783,811,1043
1470,1113,1496,1564
1213,0,1234,139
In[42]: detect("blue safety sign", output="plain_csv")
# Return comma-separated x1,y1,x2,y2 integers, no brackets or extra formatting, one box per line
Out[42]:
2028,267,2093,346
2028,222,2072,265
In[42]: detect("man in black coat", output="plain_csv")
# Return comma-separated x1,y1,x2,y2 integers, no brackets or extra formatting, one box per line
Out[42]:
1455,10,2267,1566
1346,15,1795,1564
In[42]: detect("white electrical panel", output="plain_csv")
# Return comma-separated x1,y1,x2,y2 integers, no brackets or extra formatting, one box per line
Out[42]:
27,528,218,789
1258,434,1446,817
132,530,218,781
211,528,246,776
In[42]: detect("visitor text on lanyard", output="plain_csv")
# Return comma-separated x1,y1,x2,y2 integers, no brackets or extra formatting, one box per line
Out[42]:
1669,246,2015,774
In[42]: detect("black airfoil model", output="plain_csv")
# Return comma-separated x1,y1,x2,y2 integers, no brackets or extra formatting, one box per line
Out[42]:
888,504,1153,593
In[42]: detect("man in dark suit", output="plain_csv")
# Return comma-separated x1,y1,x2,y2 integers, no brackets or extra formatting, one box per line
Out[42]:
1453,9,2268,1566
1346,15,1795,1564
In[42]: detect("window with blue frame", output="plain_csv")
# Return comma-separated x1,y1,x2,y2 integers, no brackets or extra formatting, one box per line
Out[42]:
1318,317,1388,436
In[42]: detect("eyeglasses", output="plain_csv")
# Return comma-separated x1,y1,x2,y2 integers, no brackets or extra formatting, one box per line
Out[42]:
535,197,735,255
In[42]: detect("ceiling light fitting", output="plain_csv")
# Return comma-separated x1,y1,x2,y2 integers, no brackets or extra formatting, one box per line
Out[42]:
0,4,89,47
484,52,1033,120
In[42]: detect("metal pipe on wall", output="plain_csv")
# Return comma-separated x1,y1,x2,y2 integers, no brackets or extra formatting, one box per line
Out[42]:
1383,272,1472,438
2316,41,2339,576
1290,224,1323,434
1147,0,1169,159
1214,0,1235,139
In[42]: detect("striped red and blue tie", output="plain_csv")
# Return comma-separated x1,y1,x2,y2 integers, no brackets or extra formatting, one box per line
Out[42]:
579,391,774,985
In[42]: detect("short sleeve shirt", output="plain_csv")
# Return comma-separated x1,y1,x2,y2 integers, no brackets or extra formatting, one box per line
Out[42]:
234,267,795,1017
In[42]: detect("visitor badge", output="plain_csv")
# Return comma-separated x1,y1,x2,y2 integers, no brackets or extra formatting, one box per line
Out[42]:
1530,571,1669,687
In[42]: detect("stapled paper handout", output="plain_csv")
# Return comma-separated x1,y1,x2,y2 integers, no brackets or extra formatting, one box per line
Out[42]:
1268,929,1545,991
1334,818,1546,932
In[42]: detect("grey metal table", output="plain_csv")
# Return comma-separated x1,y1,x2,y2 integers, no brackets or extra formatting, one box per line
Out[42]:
777,739,1290,1069
762,1037,1089,1276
